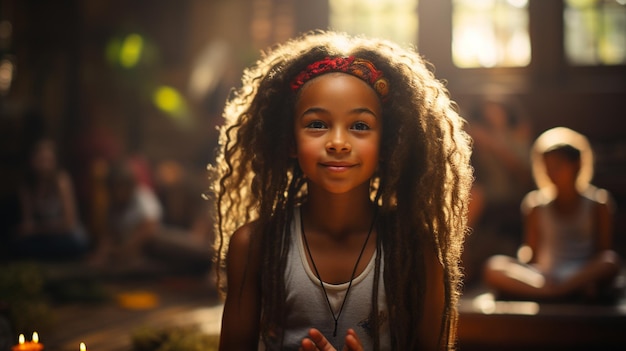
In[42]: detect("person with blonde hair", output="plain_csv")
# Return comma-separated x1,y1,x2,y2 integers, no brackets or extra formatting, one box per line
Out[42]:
483,127,621,302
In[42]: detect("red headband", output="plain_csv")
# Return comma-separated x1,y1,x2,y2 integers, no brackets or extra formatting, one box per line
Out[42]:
290,56,389,100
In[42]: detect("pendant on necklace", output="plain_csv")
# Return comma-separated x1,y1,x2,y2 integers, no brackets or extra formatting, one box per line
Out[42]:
300,206,378,338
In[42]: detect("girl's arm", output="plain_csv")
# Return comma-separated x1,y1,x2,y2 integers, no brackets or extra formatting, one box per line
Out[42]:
57,171,80,233
419,242,445,350
595,201,613,252
219,222,262,351
17,185,35,236
523,207,541,263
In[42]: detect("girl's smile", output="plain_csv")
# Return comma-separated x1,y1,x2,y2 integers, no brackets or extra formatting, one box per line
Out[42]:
320,161,356,172
293,72,382,195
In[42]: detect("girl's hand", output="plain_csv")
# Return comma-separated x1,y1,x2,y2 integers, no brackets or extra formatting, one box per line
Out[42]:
300,328,363,351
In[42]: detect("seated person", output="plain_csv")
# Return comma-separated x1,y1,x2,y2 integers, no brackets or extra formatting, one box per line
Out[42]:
90,159,212,272
10,138,89,260
463,97,533,285
89,159,162,268
483,127,622,302
150,160,214,273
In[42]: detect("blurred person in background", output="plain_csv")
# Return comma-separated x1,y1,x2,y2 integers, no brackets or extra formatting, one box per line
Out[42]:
152,159,214,273
88,158,161,269
10,138,89,260
483,127,622,302
463,97,534,285
89,157,212,273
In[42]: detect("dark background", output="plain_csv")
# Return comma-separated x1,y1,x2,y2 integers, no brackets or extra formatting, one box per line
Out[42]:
0,0,624,258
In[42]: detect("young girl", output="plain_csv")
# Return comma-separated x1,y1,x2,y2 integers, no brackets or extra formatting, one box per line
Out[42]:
483,127,621,302
211,31,473,350
11,138,89,260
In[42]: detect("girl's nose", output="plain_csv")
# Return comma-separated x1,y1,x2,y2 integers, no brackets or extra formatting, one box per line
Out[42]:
326,131,351,153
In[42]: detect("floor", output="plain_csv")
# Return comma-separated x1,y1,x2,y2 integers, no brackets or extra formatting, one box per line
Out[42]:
44,277,222,351
4,261,626,351
1,261,223,351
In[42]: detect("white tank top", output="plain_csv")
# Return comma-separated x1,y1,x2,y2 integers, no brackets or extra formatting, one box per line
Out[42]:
536,196,595,281
263,207,390,350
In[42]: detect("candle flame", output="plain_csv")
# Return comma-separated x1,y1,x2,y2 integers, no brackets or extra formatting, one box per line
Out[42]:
80,342,87,351
32,332,39,343
18,334,25,344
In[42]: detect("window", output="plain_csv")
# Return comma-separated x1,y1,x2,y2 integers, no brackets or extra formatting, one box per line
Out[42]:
452,0,530,68
564,0,626,65
328,0,418,47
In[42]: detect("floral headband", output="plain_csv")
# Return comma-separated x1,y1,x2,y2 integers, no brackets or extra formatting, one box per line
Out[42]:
290,56,389,101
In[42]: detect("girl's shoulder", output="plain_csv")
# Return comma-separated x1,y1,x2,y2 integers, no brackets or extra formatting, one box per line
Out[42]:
582,185,613,204
231,221,257,243
229,220,263,259
522,186,615,216
521,189,551,216
582,185,615,214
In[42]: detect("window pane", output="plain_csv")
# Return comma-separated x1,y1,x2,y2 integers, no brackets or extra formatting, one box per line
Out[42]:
565,0,626,65
452,0,530,68
329,0,418,47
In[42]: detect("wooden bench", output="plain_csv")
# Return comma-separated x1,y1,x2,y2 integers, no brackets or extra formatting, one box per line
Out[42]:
457,285,626,350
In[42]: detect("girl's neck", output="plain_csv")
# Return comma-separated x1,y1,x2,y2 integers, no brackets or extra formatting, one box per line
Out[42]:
554,183,579,201
552,187,582,213
303,185,375,237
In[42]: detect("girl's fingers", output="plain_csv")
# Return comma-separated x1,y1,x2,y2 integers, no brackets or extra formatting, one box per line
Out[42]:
300,331,331,351
299,337,317,351
301,328,363,351
310,328,334,351
343,329,363,351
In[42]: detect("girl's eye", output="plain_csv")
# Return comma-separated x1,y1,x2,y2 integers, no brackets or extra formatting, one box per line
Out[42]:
352,121,370,131
306,121,326,129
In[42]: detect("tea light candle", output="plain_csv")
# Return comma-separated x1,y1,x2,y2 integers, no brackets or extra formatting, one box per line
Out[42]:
79,343,87,351
12,332,44,351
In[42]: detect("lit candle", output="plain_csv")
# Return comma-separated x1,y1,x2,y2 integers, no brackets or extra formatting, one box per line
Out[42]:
79,343,87,351
12,332,44,351
11,334,26,351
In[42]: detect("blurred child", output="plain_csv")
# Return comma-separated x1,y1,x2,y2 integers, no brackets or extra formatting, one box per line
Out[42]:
90,158,213,273
89,158,162,268
463,97,533,285
483,127,621,302
11,138,89,260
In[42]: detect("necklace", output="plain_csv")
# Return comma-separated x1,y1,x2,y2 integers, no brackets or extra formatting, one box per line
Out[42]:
300,206,378,337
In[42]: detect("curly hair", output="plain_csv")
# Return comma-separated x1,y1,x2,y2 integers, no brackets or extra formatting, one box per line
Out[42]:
210,30,473,350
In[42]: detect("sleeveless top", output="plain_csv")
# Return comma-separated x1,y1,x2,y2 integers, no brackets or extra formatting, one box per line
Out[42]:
535,196,595,282
263,207,390,350
32,189,64,226
25,175,86,241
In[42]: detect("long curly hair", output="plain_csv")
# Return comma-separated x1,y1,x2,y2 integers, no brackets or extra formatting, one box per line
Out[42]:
209,30,473,350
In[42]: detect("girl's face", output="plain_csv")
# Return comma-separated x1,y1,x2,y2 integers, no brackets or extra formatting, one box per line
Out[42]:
544,151,579,190
293,72,382,195
482,102,509,131
31,140,57,174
